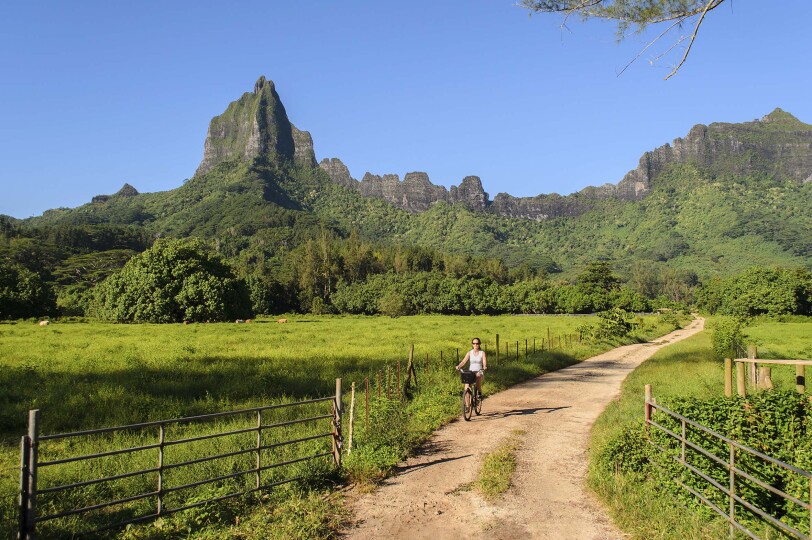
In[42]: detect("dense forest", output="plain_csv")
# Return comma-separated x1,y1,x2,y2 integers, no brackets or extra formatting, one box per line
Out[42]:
1,153,810,322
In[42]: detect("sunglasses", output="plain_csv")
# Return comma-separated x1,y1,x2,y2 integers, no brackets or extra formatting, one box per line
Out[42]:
472,342,480,345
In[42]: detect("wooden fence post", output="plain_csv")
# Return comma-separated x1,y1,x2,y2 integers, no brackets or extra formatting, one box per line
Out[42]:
796,365,806,394
495,334,500,363
347,383,355,454
758,367,773,390
736,362,747,397
365,377,369,433
402,346,417,397
516,341,519,361
748,345,758,386
724,358,733,398
644,385,652,438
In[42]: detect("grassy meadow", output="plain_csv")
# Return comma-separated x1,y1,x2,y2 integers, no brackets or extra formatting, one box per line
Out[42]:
0,312,683,538
588,316,812,539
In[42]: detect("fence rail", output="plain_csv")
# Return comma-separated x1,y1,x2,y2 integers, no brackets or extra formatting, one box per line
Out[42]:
16,380,344,539
644,384,812,539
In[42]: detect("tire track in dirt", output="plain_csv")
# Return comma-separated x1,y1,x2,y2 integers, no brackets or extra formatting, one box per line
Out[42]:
342,318,705,539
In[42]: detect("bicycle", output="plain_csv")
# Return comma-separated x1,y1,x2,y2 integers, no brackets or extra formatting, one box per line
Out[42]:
458,369,483,421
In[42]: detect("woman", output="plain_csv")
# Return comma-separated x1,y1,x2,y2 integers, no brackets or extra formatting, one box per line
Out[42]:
456,337,487,396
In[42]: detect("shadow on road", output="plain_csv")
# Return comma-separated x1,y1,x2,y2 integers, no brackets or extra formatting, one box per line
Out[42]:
478,405,571,420
394,452,473,476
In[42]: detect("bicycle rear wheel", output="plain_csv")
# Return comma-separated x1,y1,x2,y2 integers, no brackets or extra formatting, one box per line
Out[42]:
462,388,473,421
474,387,482,415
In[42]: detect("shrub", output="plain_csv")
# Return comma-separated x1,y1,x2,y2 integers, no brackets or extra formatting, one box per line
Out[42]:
710,316,745,360
90,238,252,323
594,308,633,340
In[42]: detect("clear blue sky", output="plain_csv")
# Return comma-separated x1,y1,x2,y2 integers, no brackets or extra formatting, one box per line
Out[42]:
2,1,810,219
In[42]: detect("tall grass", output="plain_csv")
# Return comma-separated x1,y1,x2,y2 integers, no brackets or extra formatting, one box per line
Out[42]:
588,316,812,539
0,313,679,538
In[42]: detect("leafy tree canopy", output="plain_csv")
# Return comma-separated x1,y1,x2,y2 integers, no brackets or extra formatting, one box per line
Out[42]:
0,261,56,319
90,238,251,323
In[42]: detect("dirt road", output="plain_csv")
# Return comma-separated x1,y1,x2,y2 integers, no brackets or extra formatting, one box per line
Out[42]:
342,318,705,539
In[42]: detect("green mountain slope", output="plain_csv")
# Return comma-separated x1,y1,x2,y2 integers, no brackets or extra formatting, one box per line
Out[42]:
2,79,810,316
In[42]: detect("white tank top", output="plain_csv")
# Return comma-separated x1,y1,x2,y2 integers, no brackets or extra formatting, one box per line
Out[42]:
468,349,484,371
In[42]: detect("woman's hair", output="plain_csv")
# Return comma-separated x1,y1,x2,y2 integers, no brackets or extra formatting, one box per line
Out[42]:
472,337,481,344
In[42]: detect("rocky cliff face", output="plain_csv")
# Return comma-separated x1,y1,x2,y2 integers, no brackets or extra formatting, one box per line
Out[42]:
196,78,812,221
195,76,316,175
319,158,489,213
321,108,812,220
620,108,812,189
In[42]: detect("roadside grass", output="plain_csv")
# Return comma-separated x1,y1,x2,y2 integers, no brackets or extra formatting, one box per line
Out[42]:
0,313,681,538
475,430,524,501
588,316,812,539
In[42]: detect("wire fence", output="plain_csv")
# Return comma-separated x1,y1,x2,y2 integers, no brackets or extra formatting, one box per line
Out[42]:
645,385,812,539
11,388,342,539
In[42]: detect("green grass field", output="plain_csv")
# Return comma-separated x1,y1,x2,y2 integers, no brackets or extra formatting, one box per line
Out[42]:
588,316,812,539
0,313,680,539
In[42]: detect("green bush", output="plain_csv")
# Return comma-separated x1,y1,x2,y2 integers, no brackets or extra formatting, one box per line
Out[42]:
90,238,252,323
595,421,650,476
710,316,745,359
0,262,56,319
593,308,633,340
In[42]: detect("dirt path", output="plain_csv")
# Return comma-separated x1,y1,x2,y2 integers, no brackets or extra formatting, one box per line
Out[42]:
342,317,705,539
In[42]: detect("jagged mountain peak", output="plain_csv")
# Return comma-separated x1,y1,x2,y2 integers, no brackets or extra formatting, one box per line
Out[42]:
195,77,316,176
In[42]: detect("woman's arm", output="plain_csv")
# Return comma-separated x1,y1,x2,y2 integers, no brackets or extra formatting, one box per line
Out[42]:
482,351,487,370
456,351,471,370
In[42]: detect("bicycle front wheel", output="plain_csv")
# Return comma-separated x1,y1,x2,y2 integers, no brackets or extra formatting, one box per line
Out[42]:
462,388,473,421
475,388,482,415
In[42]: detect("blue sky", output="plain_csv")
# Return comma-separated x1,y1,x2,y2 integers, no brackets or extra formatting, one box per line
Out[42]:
2,1,810,219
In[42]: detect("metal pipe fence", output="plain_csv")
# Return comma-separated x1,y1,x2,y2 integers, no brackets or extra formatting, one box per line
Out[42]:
645,384,812,539
16,382,343,539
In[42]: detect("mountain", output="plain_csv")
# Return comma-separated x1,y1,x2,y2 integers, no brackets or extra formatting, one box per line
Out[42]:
196,76,316,175
318,107,812,220
4,76,811,296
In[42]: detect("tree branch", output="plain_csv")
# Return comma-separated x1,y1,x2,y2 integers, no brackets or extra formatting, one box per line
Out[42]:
521,0,728,77
664,0,719,79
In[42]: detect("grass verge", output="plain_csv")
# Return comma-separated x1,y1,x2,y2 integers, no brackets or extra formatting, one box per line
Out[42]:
475,430,525,501
588,316,812,539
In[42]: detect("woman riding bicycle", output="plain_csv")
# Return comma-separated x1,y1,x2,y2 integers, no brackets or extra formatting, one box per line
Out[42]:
456,337,487,396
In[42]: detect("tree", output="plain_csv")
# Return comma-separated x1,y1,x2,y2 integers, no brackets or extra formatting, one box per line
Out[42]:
0,262,56,319
91,238,251,323
522,0,727,78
